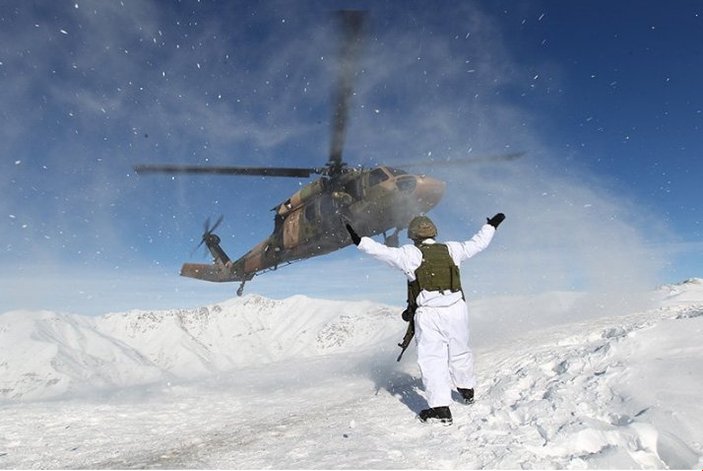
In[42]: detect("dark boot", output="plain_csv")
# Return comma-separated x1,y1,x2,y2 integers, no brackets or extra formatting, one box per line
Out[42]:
418,406,453,425
457,387,474,404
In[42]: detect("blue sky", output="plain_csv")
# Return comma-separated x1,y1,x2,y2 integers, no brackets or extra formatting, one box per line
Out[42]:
1,0,701,315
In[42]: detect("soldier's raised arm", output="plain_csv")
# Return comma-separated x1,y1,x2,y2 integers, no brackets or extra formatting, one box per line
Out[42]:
346,223,419,278
449,213,505,263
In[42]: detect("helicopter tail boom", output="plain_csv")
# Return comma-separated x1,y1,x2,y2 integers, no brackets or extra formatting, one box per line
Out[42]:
181,216,254,284
180,262,251,283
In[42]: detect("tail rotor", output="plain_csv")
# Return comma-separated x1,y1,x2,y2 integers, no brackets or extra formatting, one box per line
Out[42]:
192,215,230,266
199,215,223,249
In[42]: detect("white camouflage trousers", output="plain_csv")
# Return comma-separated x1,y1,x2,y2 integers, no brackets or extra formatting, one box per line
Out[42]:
414,299,476,408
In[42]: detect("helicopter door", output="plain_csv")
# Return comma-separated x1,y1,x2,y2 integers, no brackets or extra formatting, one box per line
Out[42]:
301,198,320,242
344,177,362,200
283,209,303,249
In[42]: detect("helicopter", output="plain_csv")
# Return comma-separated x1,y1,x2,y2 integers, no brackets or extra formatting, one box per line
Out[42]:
135,11,520,296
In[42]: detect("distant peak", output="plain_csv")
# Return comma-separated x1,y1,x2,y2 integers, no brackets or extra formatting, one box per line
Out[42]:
682,278,703,285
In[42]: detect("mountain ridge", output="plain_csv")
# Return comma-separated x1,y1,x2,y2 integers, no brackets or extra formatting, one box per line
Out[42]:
2,280,701,402
0,294,400,400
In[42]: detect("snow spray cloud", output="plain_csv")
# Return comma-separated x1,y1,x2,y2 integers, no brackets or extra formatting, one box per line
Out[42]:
0,1,675,314
219,1,673,317
331,2,673,316
0,1,336,313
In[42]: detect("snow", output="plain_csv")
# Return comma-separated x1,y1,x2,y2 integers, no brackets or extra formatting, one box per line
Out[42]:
1,281,702,469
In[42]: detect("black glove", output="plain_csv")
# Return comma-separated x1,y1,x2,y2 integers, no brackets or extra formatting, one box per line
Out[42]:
346,223,361,246
486,213,505,228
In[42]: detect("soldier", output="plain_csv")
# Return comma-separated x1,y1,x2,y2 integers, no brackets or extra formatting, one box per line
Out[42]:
346,213,505,425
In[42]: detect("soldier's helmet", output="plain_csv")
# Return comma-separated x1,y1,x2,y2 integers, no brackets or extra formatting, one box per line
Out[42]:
407,215,437,241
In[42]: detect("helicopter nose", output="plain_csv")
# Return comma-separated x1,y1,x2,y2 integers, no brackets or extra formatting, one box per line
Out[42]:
414,175,446,210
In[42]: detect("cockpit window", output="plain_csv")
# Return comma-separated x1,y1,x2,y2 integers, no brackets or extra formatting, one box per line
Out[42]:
369,168,390,186
387,167,408,177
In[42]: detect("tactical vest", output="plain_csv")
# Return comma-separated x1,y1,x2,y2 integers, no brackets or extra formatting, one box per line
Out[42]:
407,243,464,308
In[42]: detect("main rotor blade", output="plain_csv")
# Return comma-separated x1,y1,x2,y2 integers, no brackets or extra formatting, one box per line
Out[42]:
134,164,322,178
328,10,366,174
393,152,525,169
209,214,224,233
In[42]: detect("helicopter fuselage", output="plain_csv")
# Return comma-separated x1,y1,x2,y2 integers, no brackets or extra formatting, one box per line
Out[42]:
147,10,458,296
180,165,445,288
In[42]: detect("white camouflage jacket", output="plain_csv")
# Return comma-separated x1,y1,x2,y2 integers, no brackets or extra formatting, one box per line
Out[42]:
357,223,496,308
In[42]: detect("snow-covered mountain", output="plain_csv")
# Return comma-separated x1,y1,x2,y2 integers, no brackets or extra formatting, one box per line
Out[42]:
0,295,399,400
0,280,702,469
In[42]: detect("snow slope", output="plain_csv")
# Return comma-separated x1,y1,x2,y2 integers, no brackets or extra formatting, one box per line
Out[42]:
0,281,702,469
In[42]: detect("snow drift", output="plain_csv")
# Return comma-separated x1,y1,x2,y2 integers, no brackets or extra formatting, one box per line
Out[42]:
0,280,702,469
